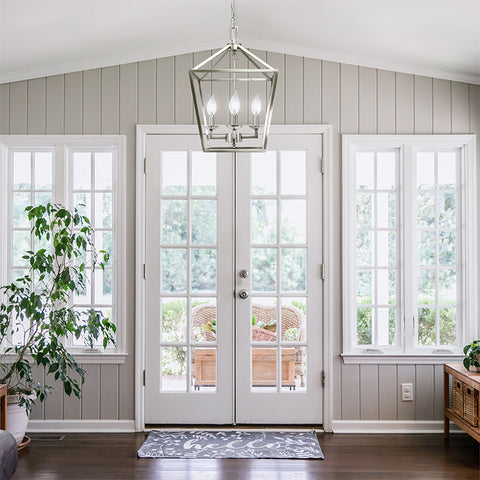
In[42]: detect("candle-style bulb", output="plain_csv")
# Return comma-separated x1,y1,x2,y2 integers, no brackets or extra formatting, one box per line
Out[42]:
229,90,240,116
251,93,261,115
206,94,217,116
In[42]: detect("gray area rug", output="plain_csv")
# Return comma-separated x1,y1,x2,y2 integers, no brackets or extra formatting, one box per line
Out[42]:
137,430,324,459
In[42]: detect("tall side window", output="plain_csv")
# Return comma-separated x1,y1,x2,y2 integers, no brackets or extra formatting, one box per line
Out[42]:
0,136,126,359
343,135,477,358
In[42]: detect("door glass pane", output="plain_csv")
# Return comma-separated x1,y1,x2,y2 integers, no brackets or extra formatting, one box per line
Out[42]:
438,193,456,228
357,270,373,304
281,200,306,244
251,300,277,342
192,152,216,195
161,346,187,392
191,249,216,292
94,268,112,305
12,231,30,266
192,347,216,391
280,347,299,392
281,248,306,292
439,269,456,305
356,193,373,228
162,152,187,195
251,200,276,244
161,298,187,342
418,231,435,266
191,299,217,343
356,231,373,265
162,249,187,293
74,192,92,218
439,308,456,345
252,248,276,292
251,347,277,391
418,307,435,345
417,193,435,227
162,200,187,244
13,193,30,228
192,200,216,244
95,193,113,229
439,231,456,265
251,151,276,195
280,151,306,195
280,298,306,342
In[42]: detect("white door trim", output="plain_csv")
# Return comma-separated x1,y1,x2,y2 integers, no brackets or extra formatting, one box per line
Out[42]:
135,124,333,432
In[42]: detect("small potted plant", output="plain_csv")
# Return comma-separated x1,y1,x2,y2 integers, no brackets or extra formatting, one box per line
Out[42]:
463,340,480,372
0,203,116,445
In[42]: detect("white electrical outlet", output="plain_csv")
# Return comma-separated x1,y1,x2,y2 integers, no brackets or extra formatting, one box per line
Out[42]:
401,383,414,401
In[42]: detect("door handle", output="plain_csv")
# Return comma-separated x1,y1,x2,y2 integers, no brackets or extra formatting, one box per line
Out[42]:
238,289,249,299
239,269,249,278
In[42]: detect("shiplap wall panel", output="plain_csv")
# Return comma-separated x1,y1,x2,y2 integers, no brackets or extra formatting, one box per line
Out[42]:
156,57,174,124
29,366,45,421
397,365,415,420
27,78,46,134
268,52,285,124
414,76,433,134
81,365,100,420
9,81,27,134
378,365,397,420
340,64,358,134
341,364,360,419
118,61,137,420
285,55,303,124
101,66,120,134
303,58,321,123
2,51,479,424
174,54,193,124
360,365,378,420
46,75,65,134
433,364,444,420
358,67,376,134
377,70,395,133
433,78,451,133
451,82,470,134
64,72,82,134
44,376,64,420
138,60,157,125
0,83,9,134
82,69,101,134
395,73,414,134
415,365,434,420
100,365,119,419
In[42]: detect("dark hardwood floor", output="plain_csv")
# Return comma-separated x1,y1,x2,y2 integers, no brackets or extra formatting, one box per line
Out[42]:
13,432,479,479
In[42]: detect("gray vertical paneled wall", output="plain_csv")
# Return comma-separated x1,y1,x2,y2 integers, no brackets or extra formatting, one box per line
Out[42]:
1,52,479,423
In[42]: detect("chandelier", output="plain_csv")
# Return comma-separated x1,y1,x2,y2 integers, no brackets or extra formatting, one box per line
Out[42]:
189,0,278,152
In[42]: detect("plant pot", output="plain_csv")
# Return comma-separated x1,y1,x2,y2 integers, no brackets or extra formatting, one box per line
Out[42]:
6,392,36,445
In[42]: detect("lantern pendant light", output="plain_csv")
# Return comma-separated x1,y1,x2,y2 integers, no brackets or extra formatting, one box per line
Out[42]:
189,0,278,152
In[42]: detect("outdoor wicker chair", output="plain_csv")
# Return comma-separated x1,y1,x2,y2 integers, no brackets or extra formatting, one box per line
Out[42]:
191,303,306,387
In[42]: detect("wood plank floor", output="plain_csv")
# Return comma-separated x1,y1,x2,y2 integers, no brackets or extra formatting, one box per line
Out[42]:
14,432,479,479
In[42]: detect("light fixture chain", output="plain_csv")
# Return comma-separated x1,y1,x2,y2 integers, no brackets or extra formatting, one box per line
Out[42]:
230,0,238,46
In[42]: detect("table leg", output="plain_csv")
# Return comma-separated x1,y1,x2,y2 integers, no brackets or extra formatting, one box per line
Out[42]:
443,370,450,439
0,394,6,430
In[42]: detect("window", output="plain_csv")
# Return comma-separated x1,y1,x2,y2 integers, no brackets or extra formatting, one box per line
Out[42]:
0,136,126,361
342,135,477,359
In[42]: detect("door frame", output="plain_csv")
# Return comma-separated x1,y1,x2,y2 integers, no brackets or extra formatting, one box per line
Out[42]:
135,124,333,432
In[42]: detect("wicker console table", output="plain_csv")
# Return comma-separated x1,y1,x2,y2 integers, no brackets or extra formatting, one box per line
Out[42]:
444,363,480,442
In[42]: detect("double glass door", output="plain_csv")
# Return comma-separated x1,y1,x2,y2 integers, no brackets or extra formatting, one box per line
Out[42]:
144,132,323,424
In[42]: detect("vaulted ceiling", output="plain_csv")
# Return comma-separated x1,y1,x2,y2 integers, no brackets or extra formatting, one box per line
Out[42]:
1,0,479,84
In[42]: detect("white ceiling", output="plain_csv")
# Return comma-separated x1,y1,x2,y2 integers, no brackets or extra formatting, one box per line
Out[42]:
1,0,479,84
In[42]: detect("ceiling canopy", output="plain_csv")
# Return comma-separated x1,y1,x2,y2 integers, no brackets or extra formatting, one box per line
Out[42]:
1,0,479,84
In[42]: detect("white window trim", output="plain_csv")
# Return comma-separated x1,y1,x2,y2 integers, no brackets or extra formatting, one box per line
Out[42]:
342,134,477,364
0,135,127,364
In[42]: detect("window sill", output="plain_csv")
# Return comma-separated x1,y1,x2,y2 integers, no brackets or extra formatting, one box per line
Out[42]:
341,353,463,365
70,352,128,364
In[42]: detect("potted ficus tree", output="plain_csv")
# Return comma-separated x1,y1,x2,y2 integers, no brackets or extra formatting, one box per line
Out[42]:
0,203,116,445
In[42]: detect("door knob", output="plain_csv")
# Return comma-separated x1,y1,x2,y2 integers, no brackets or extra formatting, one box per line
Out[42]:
238,289,249,299
239,269,249,278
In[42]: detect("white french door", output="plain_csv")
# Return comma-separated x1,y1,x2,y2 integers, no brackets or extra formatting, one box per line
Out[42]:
144,130,323,424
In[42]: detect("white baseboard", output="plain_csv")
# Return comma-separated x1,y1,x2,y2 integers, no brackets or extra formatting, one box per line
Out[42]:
332,420,464,434
27,420,135,433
